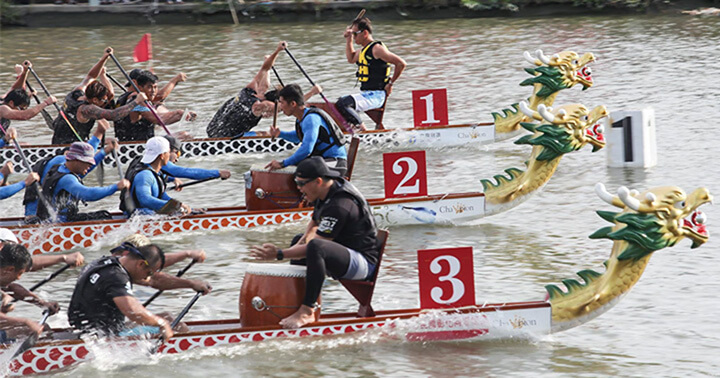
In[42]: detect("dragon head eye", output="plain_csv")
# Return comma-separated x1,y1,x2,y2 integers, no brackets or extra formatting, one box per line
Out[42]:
572,59,579,65
581,115,589,122
674,201,686,209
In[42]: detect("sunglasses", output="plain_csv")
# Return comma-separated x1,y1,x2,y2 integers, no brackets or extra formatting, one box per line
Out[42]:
352,30,362,35
294,178,315,187
111,242,163,274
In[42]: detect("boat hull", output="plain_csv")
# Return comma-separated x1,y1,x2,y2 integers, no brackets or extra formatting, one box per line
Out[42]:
1,192,486,255
1,301,550,376
0,123,503,172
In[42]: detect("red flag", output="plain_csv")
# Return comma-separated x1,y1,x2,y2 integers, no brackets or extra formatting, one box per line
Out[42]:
133,33,152,63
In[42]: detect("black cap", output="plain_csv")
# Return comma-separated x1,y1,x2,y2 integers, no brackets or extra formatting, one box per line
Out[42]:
162,135,182,151
294,157,342,179
125,68,143,87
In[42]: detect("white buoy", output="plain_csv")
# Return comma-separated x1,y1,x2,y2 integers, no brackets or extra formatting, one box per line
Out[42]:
605,108,657,168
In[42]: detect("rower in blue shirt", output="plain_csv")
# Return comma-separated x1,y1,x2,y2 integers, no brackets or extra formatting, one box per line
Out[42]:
265,84,347,176
0,162,39,200
160,135,231,184
23,121,117,218
36,142,129,222
120,136,196,216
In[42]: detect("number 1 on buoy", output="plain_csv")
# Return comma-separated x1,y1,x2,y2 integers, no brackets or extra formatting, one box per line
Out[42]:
412,89,449,127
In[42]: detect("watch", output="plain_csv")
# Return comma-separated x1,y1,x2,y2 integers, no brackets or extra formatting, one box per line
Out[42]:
276,249,284,260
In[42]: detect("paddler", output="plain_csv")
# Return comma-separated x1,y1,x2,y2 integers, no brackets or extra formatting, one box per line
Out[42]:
1,160,40,201
23,121,117,221
265,84,348,176
114,69,194,142
36,141,129,222
160,135,231,184
1,242,60,343
1,84,57,144
50,48,148,144
120,136,196,215
337,16,406,131
250,157,379,329
206,41,288,139
66,242,175,339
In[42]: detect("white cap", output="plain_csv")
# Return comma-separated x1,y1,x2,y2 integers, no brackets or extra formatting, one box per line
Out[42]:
141,136,171,164
0,228,19,243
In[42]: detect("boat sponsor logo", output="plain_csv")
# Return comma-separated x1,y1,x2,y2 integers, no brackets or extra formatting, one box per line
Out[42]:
457,130,484,139
495,315,538,329
438,203,475,214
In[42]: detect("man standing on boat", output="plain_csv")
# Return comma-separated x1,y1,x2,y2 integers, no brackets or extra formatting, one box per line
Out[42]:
67,243,174,339
36,142,130,222
336,16,406,131
265,84,348,176
1,242,60,343
250,157,379,329
121,136,194,215
51,48,147,145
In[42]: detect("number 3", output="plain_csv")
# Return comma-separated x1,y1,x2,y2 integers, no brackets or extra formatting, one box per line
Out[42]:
429,255,465,304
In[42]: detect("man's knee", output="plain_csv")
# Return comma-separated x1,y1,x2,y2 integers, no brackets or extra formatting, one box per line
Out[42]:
336,95,356,111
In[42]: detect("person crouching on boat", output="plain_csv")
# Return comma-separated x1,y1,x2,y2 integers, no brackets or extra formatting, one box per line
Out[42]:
265,84,348,176
1,242,60,344
67,243,174,339
23,121,117,221
337,16,406,131
120,136,194,216
250,157,379,329
114,70,193,142
0,160,40,201
36,142,130,222
51,48,148,145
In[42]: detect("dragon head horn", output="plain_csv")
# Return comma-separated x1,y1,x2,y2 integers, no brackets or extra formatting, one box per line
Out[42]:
618,186,656,212
523,51,542,66
537,104,556,123
519,100,543,121
535,49,551,65
595,183,625,208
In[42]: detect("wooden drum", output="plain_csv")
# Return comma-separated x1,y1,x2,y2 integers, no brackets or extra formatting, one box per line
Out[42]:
239,263,321,327
243,165,302,211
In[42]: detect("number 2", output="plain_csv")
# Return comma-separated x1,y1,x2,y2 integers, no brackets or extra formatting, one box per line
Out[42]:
392,157,419,195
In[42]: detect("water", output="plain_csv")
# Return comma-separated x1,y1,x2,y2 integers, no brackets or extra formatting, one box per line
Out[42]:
1,14,720,377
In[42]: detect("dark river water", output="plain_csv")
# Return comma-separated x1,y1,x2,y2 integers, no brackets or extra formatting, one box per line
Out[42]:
1,14,719,377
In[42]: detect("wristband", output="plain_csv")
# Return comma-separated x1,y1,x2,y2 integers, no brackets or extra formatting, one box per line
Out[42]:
276,249,284,261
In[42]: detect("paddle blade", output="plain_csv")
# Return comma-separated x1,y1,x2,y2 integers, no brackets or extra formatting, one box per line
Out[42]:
133,33,152,63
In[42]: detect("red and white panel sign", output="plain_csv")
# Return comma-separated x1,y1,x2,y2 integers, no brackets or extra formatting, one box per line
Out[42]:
417,247,475,309
412,88,449,127
382,151,427,199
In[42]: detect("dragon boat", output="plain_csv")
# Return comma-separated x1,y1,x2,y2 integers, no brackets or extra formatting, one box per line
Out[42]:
0,183,711,376
0,101,607,255
0,50,595,172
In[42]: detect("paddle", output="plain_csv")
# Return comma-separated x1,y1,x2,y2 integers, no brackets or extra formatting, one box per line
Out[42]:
7,310,50,362
106,72,128,93
150,291,202,354
0,123,54,219
113,148,136,215
106,50,173,136
25,62,83,142
28,264,71,292
284,47,354,135
170,176,218,191
24,81,55,130
143,260,198,307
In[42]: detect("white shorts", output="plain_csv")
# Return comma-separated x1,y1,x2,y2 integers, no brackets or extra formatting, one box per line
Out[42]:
341,247,373,280
350,90,386,112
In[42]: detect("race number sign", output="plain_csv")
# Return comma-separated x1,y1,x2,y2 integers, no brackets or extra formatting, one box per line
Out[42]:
412,89,449,127
417,247,475,309
383,151,427,199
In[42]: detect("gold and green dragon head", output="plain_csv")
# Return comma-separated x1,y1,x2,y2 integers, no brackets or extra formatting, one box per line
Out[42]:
493,50,596,141
481,102,607,216
548,183,712,333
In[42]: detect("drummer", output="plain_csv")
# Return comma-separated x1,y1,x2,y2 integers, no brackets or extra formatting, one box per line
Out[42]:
1,242,60,343
250,157,379,329
66,242,174,339
265,84,347,176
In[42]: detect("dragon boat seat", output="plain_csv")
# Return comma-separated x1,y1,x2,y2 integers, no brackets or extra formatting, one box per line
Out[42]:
338,229,389,318
364,93,388,130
